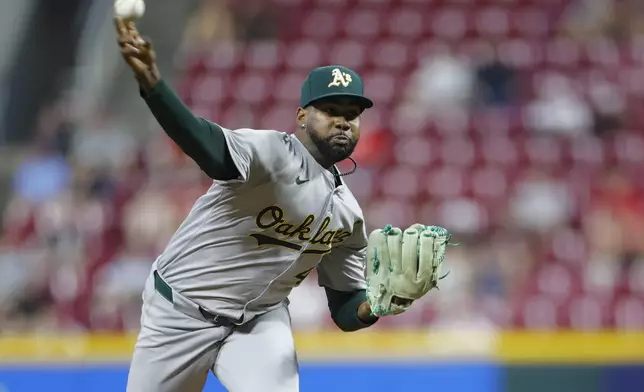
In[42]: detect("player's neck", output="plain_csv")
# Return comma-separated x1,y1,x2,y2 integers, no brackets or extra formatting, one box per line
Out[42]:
294,131,335,170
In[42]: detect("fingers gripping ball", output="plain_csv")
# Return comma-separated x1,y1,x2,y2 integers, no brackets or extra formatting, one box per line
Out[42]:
366,224,453,317
115,0,145,21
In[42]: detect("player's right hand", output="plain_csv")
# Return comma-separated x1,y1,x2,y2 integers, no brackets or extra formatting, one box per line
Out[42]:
114,17,160,92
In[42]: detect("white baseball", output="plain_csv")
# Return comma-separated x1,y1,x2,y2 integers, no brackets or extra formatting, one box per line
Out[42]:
115,0,145,21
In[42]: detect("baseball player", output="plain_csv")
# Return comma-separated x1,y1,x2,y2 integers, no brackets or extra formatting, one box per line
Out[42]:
115,18,453,392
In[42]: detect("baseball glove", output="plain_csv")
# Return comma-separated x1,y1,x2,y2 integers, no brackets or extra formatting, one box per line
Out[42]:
365,223,453,317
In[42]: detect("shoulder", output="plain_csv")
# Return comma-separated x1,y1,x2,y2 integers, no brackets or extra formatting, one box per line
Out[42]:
223,128,289,142
221,128,293,155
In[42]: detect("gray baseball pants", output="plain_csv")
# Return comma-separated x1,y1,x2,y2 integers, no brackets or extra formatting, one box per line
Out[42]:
125,270,299,392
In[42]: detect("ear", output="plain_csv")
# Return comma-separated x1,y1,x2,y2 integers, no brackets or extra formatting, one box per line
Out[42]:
296,107,308,128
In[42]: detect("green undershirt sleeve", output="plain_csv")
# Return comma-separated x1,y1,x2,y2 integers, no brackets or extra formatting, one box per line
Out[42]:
324,287,378,332
140,79,239,181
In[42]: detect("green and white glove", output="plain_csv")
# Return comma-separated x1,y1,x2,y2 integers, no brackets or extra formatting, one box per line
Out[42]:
366,223,453,317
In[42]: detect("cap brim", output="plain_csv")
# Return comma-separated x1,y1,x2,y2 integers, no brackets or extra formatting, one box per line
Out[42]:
306,93,374,110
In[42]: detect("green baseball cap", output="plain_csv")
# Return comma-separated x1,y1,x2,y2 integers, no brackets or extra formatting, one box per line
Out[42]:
300,65,374,110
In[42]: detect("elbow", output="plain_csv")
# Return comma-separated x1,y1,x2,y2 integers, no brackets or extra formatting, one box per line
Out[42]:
330,313,362,332
334,319,359,333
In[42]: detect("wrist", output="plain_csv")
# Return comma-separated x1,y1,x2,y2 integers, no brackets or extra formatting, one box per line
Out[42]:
357,301,378,324
137,66,161,93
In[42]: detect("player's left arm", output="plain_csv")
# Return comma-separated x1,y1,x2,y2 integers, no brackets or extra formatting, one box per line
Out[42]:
317,220,378,332
324,286,377,332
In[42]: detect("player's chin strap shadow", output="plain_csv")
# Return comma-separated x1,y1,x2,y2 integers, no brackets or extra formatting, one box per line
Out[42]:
336,157,358,177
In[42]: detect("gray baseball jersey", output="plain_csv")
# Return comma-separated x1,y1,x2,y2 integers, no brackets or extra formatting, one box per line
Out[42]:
154,128,368,323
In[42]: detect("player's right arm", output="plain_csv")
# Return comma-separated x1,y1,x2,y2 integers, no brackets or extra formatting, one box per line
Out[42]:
114,18,239,181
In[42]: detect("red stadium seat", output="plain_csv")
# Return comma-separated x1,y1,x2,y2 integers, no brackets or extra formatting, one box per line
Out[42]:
523,136,564,167
205,42,242,71
497,38,539,69
474,7,510,38
567,136,606,168
627,261,644,295
301,10,339,39
285,40,324,70
439,137,476,167
480,137,519,167
470,166,509,200
190,73,229,104
565,295,607,330
232,73,272,105
273,0,309,5
434,197,489,233
536,263,575,300
512,7,548,38
613,132,644,167
520,295,558,329
380,166,422,200
365,198,415,229
314,0,350,6
548,227,587,266
370,40,410,71
393,136,434,167
362,71,397,104
613,295,644,330
260,104,296,133
431,8,468,39
628,38,644,65
545,37,582,68
343,9,382,40
327,40,367,70
244,42,284,70
425,166,465,198
386,8,424,39
585,38,621,67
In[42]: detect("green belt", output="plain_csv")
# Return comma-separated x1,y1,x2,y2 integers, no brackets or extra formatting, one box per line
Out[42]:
153,271,174,303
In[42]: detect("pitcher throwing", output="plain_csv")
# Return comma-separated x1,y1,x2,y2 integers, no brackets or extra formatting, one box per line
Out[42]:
115,17,453,392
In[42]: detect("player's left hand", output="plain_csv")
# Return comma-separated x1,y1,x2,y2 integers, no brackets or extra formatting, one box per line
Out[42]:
365,223,453,317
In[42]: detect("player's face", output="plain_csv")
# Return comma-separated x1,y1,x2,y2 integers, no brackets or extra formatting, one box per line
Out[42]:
304,98,362,164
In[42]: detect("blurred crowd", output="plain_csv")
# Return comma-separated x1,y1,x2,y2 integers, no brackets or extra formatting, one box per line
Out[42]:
1,0,644,333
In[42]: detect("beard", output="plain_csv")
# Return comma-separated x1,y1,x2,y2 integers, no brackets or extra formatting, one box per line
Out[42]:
307,127,358,164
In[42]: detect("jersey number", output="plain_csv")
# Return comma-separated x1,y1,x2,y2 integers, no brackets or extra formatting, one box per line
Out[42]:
294,267,315,287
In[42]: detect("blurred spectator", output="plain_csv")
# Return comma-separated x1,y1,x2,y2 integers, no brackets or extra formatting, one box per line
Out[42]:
560,0,617,43
583,168,644,261
0,246,58,332
35,96,77,157
231,0,279,42
181,0,236,52
11,142,71,206
525,73,593,135
8,97,79,207
509,169,575,233
587,76,625,137
472,46,519,111
436,198,488,235
562,0,644,43
90,230,155,331
403,43,474,124
71,112,137,174
431,244,503,331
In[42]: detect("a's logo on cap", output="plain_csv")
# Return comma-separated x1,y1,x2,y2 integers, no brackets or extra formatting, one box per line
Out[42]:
328,68,353,88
